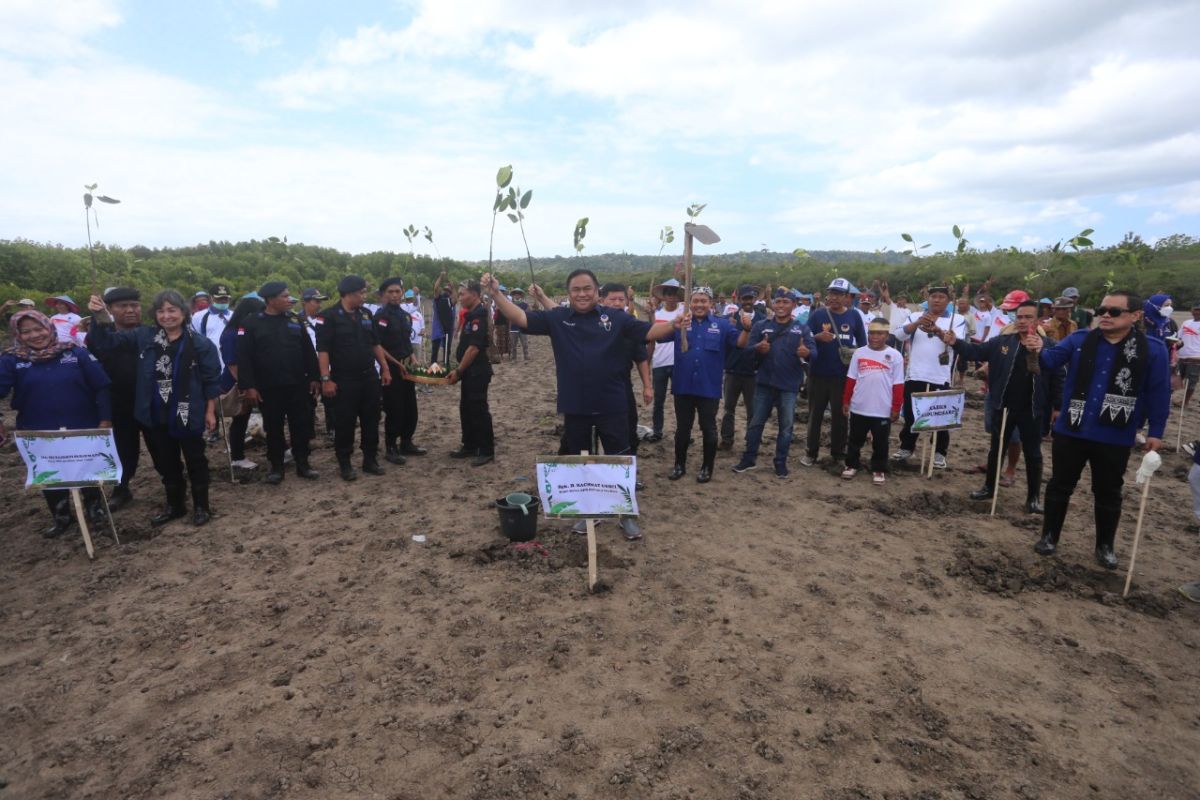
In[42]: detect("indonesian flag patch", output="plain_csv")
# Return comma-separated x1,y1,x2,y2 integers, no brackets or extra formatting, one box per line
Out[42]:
237,327,246,335
314,317,324,325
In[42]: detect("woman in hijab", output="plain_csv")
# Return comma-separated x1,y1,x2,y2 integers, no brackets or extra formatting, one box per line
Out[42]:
87,290,221,527
0,309,112,537
1143,294,1174,342
220,296,266,470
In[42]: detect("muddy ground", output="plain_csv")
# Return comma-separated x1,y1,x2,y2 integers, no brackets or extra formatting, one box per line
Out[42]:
2,336,1199,800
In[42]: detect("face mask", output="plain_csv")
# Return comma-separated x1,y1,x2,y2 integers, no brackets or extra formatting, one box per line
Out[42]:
212,302,230,312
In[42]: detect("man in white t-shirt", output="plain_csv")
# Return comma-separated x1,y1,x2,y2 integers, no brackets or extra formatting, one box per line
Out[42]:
891,285,969,468
192,283,234,367
1179,301,1200,406
646,279,685,441
841,319,905,484
44,295,86,345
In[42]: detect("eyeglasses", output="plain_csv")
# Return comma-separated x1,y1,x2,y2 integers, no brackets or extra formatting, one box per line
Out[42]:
1095,306,1131,317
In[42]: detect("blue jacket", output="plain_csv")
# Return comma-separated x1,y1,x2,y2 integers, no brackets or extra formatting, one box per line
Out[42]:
806,307,866,377
723,308,767,375
1040,329,1171,445
88,324,221,436
0,346,112,430
672,314,743,399
955,326,1062,423
749,317,815,392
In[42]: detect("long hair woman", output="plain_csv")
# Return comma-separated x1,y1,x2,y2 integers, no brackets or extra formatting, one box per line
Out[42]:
0,309,113,536
87,290,221,526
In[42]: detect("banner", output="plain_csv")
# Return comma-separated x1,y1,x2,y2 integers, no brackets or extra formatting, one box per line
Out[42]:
910,390,966,432
536,455,638,518
14,429,122,489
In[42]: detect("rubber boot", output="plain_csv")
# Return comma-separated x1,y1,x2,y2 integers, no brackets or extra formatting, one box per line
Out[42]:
107,484,133,512
151,484,188,527
362,453,385,476
295,459,319,480
697,438,717,483
1094,497,1121,570
1024,457,1044,514
385,444,406,465
265,462,285,485
1034,488,1069,556
192,483,212,526
43,493,74,538
339,458,358,481
669,437,688,480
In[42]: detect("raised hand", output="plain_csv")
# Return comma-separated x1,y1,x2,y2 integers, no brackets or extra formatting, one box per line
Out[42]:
739,312,755,329
755,333,771,353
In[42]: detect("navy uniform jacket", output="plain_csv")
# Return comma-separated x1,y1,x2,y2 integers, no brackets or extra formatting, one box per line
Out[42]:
315,304,379,380
0,346,112,430
523,305,652,416
238,311,320,390
671,315,743,399
748,317,816,393
456,303,493,378
724,308,768,376
373,304,415,361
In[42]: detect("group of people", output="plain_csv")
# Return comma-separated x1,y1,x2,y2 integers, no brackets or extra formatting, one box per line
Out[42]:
0,270,1191,577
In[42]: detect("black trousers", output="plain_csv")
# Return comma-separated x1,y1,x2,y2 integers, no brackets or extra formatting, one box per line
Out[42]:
674,394,720,468
431,332,453,364
111,398,149,489
145,426,209,489
899,380,951,455
846,413,892,472
228,410,250,461
261,384,313,467
984,405,1043,498
625,383,640,456
43,487,102,518
720,372,757,444
459,372,494,455
806,374,848,459
1043,434,1131,545
561,412,630,456
332,376,381,460
382,365,419,447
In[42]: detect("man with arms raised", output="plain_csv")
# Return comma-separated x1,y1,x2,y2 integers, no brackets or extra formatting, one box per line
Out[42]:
1026,291,1170,568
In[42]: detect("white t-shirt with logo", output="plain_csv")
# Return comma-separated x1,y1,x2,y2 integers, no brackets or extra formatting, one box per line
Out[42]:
847,345,905,419
969,307,992,342
983,310,1010,341
894,311,969,386
402,302,424,344
50,312,85,345
1179,319,1200,359
652,306,684,368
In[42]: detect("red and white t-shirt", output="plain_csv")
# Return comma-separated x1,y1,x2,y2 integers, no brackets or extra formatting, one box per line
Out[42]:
983,310,1010,341
845,345,905,418
970,307,992,342
1179,319,1200,359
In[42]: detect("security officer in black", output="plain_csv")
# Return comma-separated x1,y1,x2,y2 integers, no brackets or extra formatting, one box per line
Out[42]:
316,275,392,481
373,276,427,464
237,281,321,484
447,279,494,466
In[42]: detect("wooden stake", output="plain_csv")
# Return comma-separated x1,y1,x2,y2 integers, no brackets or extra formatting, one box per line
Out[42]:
70,488,95,561
680,231,693,354
1123,477,1153,598
580,450,599,592
927,432,937,478
990,407,1009,517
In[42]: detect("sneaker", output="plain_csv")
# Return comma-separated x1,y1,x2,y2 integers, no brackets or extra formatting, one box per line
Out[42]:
841,467,857,480
231,458,258,470
620,518,643,540
891,449,913,462
1184,441,1198,457
774,462,789,478
798,455,815,467
1179,581,1200,603
731,459,757,473
933,454,947,470
572,519,602,534
872,472,886,485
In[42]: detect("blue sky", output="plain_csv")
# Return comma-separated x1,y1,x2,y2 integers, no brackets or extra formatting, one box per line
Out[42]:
2,0,1198,260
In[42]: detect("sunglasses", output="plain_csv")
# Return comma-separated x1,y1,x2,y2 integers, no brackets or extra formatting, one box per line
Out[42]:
1095,306,1131,317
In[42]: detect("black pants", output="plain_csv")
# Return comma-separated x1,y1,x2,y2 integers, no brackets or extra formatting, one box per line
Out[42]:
43,487,102,518
460,372,494,455
228,410,250,461
985,406,1043,499
1043,434,1131,546
674,395,719,468
382,365,418,448
111,398,149,489
899,380,951,455
261,384,313,467
561,412,630,456
806,374,848,459
332,376,381,461
720,372,757,444
846,413,892,472
431,333,453,364
652,365,673,435
625,383,640,456
145,426,209,489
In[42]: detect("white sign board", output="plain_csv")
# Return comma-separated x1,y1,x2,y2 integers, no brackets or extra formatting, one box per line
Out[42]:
14,429,122,489
536,455,638,518
910,390,966,433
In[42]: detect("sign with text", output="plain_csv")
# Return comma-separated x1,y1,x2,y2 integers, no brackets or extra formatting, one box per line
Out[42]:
536,455,638,518
910,390,966,432
14,429,122,489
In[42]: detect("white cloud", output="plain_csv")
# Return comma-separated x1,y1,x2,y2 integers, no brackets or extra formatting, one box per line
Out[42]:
232,31,282,55
0,0,121,58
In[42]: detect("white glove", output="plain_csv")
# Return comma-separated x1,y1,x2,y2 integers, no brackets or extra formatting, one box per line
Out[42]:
1135,451,1162,485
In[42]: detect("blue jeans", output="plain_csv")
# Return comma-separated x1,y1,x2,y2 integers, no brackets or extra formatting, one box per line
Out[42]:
741,385,798,465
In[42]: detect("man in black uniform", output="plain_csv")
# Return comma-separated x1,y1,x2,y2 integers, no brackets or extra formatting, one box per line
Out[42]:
447,279,494,466
86,286,151,510
373,277,427,465
237,281,322,484
315,275,392,481
431,271,456,365
300,287,334,438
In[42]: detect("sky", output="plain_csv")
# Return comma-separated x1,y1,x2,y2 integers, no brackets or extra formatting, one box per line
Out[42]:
2,0,1199,260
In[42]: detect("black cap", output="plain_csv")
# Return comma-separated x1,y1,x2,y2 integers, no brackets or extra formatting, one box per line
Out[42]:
737,284,758,298
379,277,404,293
103,286,140,304
209,283,231,298
259,281,288,300
338,275,367,295
301,288,328,302
927,285,951,296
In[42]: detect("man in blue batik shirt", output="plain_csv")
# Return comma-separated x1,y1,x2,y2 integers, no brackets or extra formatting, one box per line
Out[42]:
1027,290,1170,569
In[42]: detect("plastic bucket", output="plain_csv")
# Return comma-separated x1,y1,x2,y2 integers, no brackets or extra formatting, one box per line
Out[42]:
496,495,540,542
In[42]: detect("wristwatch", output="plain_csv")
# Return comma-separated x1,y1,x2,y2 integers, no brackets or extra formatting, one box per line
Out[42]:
320,375,331,382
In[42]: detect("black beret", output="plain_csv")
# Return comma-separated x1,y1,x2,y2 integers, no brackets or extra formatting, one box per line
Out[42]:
259,281,288,299
103,286,140,303
379,277,404,292
338,275,367,295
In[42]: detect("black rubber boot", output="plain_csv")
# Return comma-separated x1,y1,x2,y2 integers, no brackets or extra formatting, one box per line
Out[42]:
338,458,358,481
1035,489,1069,555
385,445,406,465
191,483,212,527
1025,457,1044,514
697,439,716,483
107,484,133,512
1094,497,1121,570
265,463,285,485
295,459,319,479
362,454,385,476
969,485,994,501
43,494,74,538
670,437,688,480
151,484,188,527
